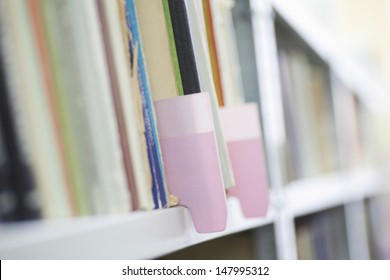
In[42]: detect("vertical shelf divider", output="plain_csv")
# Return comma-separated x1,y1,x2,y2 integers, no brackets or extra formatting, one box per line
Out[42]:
250,0,297,259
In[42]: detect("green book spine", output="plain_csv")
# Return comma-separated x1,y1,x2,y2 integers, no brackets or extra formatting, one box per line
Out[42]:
162,0,184,96
41,0,90,215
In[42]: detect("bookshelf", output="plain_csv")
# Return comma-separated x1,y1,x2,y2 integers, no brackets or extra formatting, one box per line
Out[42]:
2,164,387,260
1,0,390,260
1,167,387,259
0,198,274,259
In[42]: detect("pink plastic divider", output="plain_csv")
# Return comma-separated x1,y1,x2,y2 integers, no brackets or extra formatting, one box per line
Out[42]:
220,103,269,218
154,92,227,233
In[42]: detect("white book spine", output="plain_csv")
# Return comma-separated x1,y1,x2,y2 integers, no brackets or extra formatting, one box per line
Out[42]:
185,0,235,189
72,0,131,214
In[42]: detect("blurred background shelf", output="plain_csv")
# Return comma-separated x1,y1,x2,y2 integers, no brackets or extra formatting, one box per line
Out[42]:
286,166,390,218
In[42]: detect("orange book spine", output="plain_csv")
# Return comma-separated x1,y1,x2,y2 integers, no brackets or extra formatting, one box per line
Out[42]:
26,0,76,215
202,0,224,106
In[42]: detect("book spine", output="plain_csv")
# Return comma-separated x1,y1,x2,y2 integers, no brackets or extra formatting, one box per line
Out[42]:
162,0,184,97
125,0,168,208
232,0,261,105
48,0,102,214
168,0,201,95
0,113,9,222
73,0,132,214
0,35,41,221
97,0,136,211
111,0,155,210
31,0,91,216
26,0,79,215
202,0,224,106
1,0,73,218
184,0,235,189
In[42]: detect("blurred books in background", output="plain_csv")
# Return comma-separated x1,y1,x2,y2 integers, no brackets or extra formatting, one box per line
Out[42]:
295,207,349,260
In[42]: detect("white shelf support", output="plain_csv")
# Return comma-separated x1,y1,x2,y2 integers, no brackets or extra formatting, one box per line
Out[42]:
344,201,370,260
250,0,286,192
250,0,298,259
272,189,298,259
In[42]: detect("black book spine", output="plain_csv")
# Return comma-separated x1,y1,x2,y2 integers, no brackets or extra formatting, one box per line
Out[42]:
168,0,201,95
0,35,41,222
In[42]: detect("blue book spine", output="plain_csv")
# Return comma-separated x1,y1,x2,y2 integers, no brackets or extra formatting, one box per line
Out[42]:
125,0,168,208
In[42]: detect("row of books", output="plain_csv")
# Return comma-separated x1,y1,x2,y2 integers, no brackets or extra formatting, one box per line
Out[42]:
295,207,349,260
0,0,269,224
274,19,390,183
280,49,340,182
332,80,365,170
276,23,340,182
365,195,390,259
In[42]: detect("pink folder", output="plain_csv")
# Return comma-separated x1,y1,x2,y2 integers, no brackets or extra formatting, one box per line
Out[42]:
220,103,269,218
154,92,227,233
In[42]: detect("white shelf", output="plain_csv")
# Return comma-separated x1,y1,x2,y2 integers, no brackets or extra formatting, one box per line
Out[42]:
1,1,388,260
0,197,274,259
285,167,390,218
0,166,388,259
